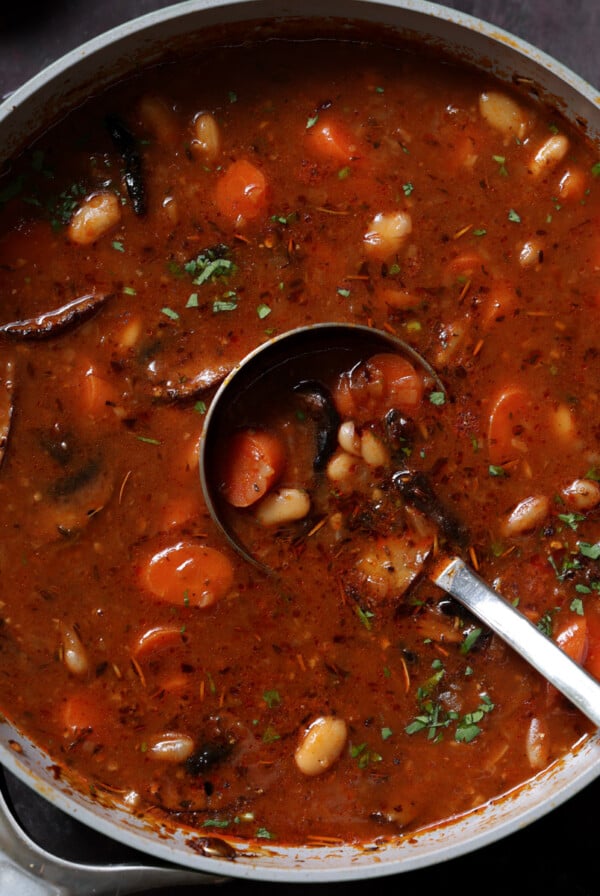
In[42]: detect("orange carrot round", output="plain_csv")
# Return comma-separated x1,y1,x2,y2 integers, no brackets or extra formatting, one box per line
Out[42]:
217,427,286,508
141,541,234,608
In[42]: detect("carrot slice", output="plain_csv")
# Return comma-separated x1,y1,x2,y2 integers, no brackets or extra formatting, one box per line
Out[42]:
217,427,286,508
487,385,535,465
215,159,268,226
141,541,234,608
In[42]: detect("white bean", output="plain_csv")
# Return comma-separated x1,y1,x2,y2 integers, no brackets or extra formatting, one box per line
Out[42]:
360,429,390,467
149,732,195,762
363,210,412,259
337,421,362,457
479,91,529,140
68,191,121,245
525,716,550,770
518,239,544,269
557,166,586,201
529,134,569,177
294,715,347,776
500,494,549,537
551,403,576,442
254,488,310,526
562,478,600,511
138,94,179,145
58,622,89,677
327,449,359,483
191,112,221,163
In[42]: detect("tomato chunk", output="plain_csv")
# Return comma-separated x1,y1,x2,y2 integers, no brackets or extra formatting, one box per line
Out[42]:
334,353,424,424
217,427,286,508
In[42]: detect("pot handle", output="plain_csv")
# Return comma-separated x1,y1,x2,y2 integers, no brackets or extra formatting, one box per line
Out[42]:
0,787,222,895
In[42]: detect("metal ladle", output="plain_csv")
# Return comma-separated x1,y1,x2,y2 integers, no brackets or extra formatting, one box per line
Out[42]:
200,322,600,728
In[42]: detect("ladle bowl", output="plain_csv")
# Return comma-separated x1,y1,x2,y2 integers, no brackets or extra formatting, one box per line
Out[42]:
200,322,600,729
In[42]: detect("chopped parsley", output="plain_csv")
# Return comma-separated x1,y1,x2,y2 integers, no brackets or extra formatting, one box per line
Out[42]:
262,689,281,708
406,694,494,743
579,541,600,560
184,244,235,285
213,291,238,313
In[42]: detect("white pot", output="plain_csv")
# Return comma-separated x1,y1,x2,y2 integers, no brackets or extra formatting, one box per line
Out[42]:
0,1,598,891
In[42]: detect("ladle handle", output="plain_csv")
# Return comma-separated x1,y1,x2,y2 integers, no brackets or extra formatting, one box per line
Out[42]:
434,556,600,729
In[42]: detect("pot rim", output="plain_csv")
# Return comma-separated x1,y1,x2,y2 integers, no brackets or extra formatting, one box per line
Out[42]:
0,0,598,884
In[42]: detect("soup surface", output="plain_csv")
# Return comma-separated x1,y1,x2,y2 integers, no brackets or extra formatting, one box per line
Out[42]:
0,28,599,848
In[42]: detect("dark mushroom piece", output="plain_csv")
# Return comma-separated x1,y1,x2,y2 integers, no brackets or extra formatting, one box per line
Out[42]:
149,367,231,403
391,468,469,550
106,114,147,216
0,292,111,339
293,379,340,472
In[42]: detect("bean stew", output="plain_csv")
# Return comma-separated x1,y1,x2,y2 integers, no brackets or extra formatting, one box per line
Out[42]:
0,24,599,848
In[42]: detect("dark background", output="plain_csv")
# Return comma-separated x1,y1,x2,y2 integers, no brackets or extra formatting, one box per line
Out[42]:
0,2,598,894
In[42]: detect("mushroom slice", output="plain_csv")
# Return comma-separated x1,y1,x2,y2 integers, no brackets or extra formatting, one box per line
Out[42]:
0,357,14,468
0,292,111,339
150,365,231,402
106,114,147,216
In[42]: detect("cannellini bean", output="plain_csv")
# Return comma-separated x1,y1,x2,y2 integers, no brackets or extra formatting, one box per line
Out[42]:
518,239,544,269
363,210,412,259
562,478,600,511
116,315,143,349
360,429,390,467
482,279,517,326
148,732,195,762
557,166,586,201
58,622,89,677
138,94,179,145
434,318,466,366
162,195,179,225
132,624,184,660
525,716,550,770
68,192,121,245
254,488,310,526
479,91,529,140
500,494,550,537
551,403,576,442
191,112,221,163
529,134,569,177
327,449,360,483
294,715,347,776
337,420,362,456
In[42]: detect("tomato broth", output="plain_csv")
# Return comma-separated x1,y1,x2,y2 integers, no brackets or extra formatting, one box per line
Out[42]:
0,30,598,847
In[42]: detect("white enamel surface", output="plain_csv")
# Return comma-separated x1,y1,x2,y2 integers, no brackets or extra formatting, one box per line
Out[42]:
0,0,598,883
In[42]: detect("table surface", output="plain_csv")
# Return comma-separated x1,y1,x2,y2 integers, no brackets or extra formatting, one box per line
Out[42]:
0,2,598,895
